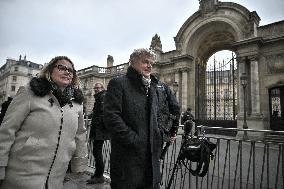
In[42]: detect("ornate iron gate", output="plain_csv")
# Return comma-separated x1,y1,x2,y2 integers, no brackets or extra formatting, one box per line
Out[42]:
195,55,238,135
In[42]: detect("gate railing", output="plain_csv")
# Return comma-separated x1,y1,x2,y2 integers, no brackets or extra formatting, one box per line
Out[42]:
85,118,284,189
163,126,284,189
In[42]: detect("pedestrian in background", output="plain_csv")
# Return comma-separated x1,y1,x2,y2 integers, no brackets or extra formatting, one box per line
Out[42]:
0,97,13,125
0,56,88,189
181,107,195,136
104,48,176,189
87,82,110,184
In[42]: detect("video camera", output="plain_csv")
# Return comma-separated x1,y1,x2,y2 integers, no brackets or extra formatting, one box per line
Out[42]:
165,125,217,189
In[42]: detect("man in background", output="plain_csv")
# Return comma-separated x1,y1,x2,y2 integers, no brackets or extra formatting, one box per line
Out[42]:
0,97,13,125
87,82,110,184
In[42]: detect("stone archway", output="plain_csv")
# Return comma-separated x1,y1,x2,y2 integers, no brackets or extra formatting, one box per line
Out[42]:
161,0,284,131
173,0,253,129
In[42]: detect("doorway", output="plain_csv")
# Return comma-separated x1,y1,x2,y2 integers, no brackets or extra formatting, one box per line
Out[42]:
269,86,284,131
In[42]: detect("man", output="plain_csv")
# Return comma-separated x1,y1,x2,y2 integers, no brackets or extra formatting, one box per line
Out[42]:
104,48,179,189
0,97,13,125
87,82,110,184
181,107,195,136
156,82,180,160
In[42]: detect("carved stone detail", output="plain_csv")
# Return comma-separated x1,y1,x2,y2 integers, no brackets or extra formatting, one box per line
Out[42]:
266,54,284,74
163,73,175,85
199,0,217,14
236,56,246,63
247,55,259,62
150,34,162,52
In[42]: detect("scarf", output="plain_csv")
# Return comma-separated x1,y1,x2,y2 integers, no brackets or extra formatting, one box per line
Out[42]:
50,83,74,107
142,76,151,95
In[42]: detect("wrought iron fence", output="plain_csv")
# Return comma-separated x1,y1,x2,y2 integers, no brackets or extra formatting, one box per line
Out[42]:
85,119,284,189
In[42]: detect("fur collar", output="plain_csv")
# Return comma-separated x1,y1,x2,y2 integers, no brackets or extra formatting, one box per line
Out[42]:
29,77,84,104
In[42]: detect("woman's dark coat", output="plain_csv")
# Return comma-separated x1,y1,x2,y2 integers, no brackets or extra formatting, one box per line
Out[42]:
104,67,163,188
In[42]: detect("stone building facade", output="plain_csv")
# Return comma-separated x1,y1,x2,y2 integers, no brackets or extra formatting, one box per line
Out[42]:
78,0,284,131
0,56,43,103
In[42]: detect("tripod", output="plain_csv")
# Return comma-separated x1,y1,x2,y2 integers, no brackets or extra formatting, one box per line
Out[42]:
165,121,194,189
165,136,188,189
165,124,216,189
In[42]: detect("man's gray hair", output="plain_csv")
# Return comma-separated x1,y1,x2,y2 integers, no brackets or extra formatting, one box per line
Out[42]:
129,48,156,65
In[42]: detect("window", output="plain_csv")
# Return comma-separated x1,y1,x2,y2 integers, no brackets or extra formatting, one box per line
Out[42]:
12,76,17,82
14,67,18,72
11,86,16,92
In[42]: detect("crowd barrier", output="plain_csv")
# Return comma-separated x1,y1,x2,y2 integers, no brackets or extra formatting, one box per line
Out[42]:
84,119,284,189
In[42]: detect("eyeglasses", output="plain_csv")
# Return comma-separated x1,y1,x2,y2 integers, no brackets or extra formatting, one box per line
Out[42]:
55,64,75,75
94,86,103,90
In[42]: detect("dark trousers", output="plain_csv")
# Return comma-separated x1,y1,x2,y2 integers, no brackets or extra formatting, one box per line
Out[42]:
92,139,105,177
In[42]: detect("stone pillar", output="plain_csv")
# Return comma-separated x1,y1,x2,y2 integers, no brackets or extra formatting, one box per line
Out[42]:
237,55,265,139
181,69,188,111
107,55,114,67
174,72,180,102
249,56,261,116
237,57,246,114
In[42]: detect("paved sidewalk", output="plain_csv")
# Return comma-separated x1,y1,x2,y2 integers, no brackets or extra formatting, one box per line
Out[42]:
63,172,111,189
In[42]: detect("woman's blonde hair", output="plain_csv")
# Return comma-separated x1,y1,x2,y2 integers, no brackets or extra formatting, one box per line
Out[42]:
38,56,81,87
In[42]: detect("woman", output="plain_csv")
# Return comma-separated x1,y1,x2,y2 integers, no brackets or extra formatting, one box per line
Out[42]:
0,56,87,189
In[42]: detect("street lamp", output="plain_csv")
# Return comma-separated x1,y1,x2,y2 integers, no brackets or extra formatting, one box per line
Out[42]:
240,73,248,139
173,81,179,97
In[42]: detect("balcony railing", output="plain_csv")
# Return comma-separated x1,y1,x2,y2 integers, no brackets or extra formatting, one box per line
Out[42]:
77,63,129,77
84,119,284,189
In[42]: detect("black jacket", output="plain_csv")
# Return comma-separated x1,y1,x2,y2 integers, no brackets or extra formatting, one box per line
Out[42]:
89,90,110,140
0,98,13,125
104,66,163,187
156,81,180,142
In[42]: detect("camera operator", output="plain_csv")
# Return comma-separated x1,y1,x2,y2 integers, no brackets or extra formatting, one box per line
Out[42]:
181,107,195,136
157,82,180,160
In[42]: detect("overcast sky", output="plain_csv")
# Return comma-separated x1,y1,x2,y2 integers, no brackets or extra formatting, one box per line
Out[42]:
0,0,283,70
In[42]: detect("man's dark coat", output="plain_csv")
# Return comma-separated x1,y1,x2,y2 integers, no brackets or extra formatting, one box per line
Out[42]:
104,66,163,188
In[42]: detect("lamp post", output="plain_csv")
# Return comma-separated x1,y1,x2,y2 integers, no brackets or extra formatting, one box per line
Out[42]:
173,81,179,97
240,73,248,139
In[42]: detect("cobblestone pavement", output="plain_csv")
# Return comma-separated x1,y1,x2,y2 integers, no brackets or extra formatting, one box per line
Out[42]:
63,172,111,189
